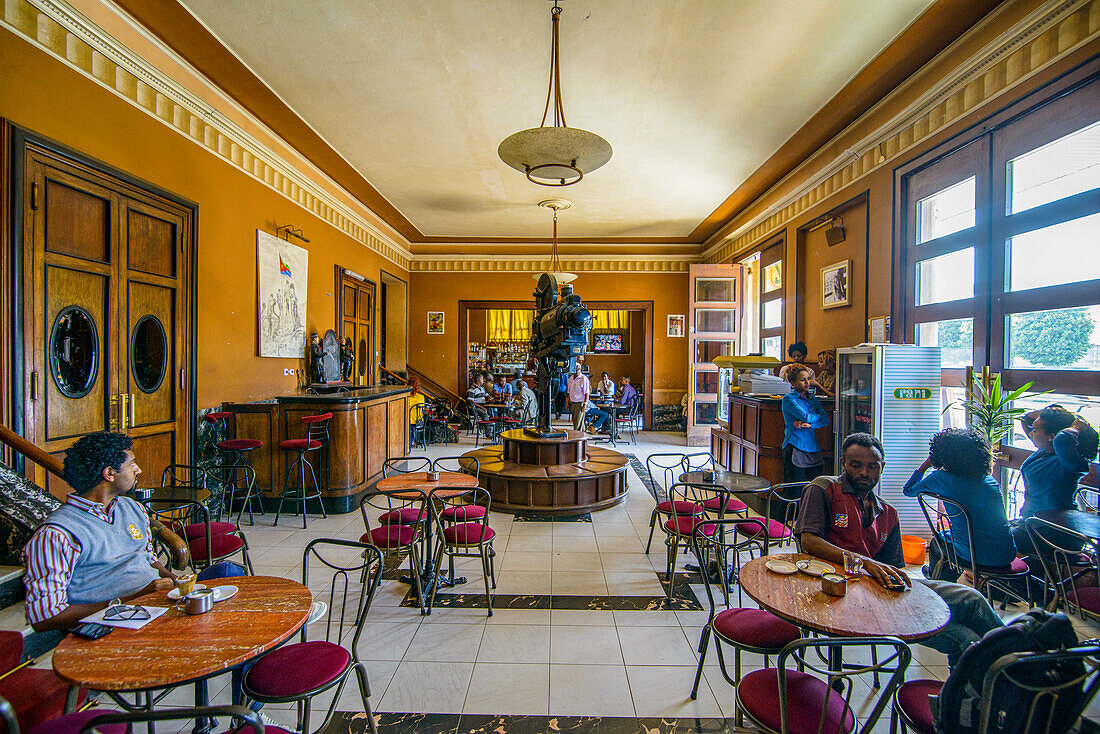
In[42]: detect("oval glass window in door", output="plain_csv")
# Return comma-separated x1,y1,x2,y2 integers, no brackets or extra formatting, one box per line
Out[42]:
49,306,99,399
131,314,168,393
358,338,367,376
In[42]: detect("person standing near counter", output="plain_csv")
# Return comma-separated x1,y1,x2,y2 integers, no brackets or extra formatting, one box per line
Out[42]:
567,363,591,431
781,365,829,482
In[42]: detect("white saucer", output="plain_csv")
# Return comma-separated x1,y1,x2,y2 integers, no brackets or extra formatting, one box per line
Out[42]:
765,559,798,575
211,585,238,602
167,584,206,600
796,559,835,577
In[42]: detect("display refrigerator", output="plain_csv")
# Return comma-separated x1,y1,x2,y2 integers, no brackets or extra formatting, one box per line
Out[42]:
834,344,941,536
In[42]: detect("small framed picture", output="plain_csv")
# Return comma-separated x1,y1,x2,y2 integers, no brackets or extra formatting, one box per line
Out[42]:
667,314,685,337
821,260,850,309
427,311,445,334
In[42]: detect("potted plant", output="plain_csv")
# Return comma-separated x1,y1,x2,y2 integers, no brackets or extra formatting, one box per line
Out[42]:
947,372,1049,454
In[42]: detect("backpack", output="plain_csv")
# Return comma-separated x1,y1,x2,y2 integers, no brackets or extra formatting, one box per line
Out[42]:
935,610,1083,734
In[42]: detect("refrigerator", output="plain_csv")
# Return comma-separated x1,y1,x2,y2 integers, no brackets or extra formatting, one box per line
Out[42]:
835,344,941,536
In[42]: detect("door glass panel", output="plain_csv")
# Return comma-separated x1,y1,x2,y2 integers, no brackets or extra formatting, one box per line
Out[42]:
131,315,167,393
50,306,98,398
695,309,736,333
1007,120,1100,214
358,338,367,375
762,336,782,359
1007,213,1100,291
1006,305,1100,370
762,262,782,293
762,299,782,329
695,340,735,364
693,401,718,426
915,318,973,368
695,370,719,395
695,278,737,302
916,248,974,305
916,177,975,243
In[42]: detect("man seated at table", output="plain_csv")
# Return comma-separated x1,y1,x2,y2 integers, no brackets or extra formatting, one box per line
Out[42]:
491,373,513,401
466,373,491,423
517,380,538,423
595,371,615,398
583,398,611,434
509,370,527,396
22,431,177,632
794,432,1005,668
617,375,638,407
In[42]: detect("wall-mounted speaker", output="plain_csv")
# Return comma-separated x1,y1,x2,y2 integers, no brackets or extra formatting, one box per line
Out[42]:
825,225,846,246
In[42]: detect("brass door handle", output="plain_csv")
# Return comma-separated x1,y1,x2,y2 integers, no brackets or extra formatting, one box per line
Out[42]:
110,394,120,431
119,393,130,430
129,393,136,428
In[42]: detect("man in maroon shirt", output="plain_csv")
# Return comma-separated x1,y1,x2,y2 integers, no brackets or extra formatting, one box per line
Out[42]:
795,432,1004,667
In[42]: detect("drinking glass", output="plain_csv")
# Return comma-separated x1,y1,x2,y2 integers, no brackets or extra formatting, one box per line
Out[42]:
842,552,863,576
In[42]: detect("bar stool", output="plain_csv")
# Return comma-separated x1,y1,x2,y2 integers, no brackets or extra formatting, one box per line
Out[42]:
275,412,332,528
203,411,265,524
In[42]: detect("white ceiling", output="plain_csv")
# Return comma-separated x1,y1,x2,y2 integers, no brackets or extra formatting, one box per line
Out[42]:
179,0,936,241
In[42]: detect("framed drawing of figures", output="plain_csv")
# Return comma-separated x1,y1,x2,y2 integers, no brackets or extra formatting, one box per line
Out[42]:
821,259,850,309
427,311,445,334
667,314,685,337
257,230,308,357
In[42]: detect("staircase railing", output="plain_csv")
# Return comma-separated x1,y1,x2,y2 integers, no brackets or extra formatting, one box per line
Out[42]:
405,365,465,406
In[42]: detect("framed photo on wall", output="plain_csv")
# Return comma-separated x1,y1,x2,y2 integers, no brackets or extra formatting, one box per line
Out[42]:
821,259,850,309
667,314,685,337
427,311,445,334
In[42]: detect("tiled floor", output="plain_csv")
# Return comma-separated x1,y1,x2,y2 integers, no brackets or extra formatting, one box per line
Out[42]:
28,426,1100,732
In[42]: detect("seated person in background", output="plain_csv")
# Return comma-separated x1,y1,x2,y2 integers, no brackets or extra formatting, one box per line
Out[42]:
553,371,569,420
517,380,538,422
903,428,1016,579
407,376,426,427
595,371,615,398
617,375,638,407
491,374,513,401
23,431,176,632
813,349,836,398
795,432,1005,668
781,365,830,482
584,398,611,434
1013,406,1098,553
778,341,815,382
466,373,491,422
510,370,527,397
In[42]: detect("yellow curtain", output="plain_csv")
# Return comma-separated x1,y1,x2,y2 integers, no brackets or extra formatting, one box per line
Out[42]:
487,309,511,341
590,310,628,330
511,310,532,341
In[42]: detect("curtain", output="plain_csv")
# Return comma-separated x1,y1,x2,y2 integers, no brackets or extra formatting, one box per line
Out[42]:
511,310,532,341
590,310,629,330
487,309,511,341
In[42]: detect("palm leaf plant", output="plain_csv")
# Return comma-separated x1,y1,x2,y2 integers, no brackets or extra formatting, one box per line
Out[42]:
946,373,1049,448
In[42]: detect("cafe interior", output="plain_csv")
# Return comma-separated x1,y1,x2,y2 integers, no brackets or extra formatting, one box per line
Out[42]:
2,1,1100,732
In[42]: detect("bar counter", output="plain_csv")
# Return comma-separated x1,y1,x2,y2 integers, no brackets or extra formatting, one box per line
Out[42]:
223,385,411,513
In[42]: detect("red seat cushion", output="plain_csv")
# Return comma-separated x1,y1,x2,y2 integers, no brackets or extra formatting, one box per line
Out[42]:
712,608,800,649
227,727,293,734
895,679,942,734
183,521,238,539
378,507,427,525
440,504,487,521
0,669,87,733
204,411,233,423
738,668,856,734
300,413,333,424
1068,586,1100,614
218,438,263,451
362,526,417,548
737,519,791,539
245,640,350,698
279,438,322,450
26,709,127,734
664,516,716,537
655,500,703,515
979,557,1029,575
187,533,245,562
443,523,496,545
701,496,748,514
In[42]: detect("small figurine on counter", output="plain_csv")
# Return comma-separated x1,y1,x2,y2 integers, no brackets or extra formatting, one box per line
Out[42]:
341,337,355,382
309,332,326,384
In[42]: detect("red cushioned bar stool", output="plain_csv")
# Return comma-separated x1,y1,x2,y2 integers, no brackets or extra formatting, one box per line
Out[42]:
204,411,265,524
275,412,332,528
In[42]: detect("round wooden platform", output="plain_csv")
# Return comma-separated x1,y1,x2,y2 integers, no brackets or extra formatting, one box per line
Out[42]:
462,441,629,515
501,428,587,465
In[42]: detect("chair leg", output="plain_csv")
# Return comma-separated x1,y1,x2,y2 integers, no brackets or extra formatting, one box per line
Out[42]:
644,509,658,554
666,536,679,602
354,663,379,734
240,536,255,575
304,456,327,520
480,543,493,616
426,542,446,615
690,626,710,699
408,543,427,615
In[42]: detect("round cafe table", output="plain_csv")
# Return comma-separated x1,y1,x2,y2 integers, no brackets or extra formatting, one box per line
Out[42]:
680,469,771,495
1035,509,1100,540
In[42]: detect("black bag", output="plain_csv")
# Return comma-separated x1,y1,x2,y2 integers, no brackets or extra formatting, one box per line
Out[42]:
935,610,1083,734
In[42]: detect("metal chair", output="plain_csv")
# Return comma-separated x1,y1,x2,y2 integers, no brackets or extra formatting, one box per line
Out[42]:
740,481,804,552
146,497,254,575
359,488,427,614
613,397,641,444
660,482,714,602
203,411,265,523
1075,485,1100,514
643,453,701,554
432,456,484,527
0,636,86,734
682,452,716,472
410,402,429,450
1025,517,1099,621
275,412,332,528
244,540,383,734
427,486,496,616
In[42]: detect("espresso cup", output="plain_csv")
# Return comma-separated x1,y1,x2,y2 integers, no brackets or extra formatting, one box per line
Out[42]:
821,573,847,597
426,471,440,482
182,588,214,615
176,573,196,596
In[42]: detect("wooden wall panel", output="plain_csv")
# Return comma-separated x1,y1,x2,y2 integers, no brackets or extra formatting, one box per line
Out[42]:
366,402,386,479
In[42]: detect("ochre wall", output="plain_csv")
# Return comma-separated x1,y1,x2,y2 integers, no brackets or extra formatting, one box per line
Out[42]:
408,271,689,406
0,33,407,408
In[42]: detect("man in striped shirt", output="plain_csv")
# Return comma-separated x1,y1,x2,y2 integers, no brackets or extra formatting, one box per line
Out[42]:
22,431,175,632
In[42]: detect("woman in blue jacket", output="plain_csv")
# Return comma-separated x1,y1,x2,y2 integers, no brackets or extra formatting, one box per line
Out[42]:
781,365,830,482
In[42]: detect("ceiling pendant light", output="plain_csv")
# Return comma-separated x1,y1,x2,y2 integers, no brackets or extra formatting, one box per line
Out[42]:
534,199,577,283
499,1,612,187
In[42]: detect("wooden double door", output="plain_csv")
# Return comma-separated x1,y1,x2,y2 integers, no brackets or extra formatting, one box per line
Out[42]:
20,143,193,497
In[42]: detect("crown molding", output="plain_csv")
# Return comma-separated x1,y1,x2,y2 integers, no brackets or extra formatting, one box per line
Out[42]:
410,254,694,274
702,0,1100,263
6,0,413,269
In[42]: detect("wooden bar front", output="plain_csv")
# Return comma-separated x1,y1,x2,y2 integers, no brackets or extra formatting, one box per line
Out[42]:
223,386,410,513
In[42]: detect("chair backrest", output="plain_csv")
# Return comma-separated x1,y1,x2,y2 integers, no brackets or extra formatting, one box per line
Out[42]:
692,517,768,609
301,538,383,658
1075,486,1100,514
411,402,426,427
301,412,333,446
1025,517,1098,621
767,481,806,539
431,486,492,538
74,706,264,734
382,456,432,477
433,455,479,480
160,463,210,491
916,491,979,579
682,452,716,472
667,483,706,521
646,453,689,499
776,636,911,734
145,498,212,565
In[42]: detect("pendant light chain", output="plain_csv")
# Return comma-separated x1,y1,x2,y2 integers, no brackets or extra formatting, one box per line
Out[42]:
539,3,567,129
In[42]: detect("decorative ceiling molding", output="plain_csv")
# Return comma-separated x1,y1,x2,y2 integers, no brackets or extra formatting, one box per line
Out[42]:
5,0,414,270
702,0,1100,264
410,255,693,274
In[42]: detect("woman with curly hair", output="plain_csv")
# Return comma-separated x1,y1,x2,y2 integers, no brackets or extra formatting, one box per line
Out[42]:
903,428,1016,579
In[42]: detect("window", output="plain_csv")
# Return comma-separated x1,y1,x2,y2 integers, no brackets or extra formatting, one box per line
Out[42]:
916,176,975,243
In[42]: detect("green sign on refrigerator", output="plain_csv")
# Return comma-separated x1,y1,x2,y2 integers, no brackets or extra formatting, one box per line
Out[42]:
893,388,932,400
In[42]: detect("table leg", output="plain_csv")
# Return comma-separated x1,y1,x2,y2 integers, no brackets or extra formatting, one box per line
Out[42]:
191,681,214,734
64,685,80,714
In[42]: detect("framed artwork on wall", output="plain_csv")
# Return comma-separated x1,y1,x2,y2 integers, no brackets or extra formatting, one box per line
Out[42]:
667,314,685,337
427,311,445,334
257,230,308,357
821,259,851,310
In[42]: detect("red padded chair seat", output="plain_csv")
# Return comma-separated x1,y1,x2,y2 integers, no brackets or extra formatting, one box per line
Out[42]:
712,608,800,649
979,557,1029,575
701,496,748,514
188,532,245,562
440,504,488,521
26,709,127,734
894,679,942,734
245,640,350,698
183,522,238,539
737,519,791,539
378,507,427,525
300,412,333,424
1068,586,1100,614
442,523,495,545
279,438,322,450
362,526,417,548
664,516,716,537
217,438,263,451
655,500,703,515
738,668,856,734
227,727,293,734
0,668,87,733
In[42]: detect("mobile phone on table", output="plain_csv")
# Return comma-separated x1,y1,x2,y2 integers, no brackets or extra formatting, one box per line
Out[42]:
71,622,113,640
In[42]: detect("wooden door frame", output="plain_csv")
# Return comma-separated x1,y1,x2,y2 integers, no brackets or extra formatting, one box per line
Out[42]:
335,266,377,386
459,299,654,430
380,268,408,374
2,123,198,472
